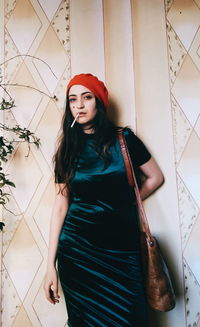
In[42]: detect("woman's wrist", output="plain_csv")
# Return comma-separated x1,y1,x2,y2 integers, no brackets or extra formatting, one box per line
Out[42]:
47,259,57,270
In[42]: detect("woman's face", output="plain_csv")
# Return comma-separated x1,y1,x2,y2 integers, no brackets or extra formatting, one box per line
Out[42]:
68,84,97,132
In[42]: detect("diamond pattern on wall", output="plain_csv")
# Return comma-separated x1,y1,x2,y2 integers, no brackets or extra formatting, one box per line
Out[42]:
189,28,200,71
1,263,21,327
12,306,32,327
33,25,69,94
184,215,200,285
3,218,43,301
171,95,192,164
52,0,70,52
167,0,200,51
177,174,199,249
166,1,200,326
171,55,200,126
33,178,56,246
5,0,17,23
4,99,17,133
183,259,200,326
8,62,43,127
6,0,42,54
194,115,200,138
177,131,200,207
33,278,67,327
35,101,62,165
4,29,22,83
6,143,43,212
38,0,62,22
54,67,70,113
165,0,174,13
2,186,22,255
166,21,186,87
2,1,71,326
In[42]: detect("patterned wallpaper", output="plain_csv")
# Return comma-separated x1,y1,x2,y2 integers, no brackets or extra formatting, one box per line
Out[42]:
1,0,200,326
165,0,200,326
2,0,70,326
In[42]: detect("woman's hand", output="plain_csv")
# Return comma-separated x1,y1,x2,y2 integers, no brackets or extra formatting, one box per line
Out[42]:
43,267,60,305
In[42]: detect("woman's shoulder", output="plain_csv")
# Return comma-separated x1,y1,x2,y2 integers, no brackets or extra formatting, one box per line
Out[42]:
116,126,138,143
119,125,152,166
117,126,136,138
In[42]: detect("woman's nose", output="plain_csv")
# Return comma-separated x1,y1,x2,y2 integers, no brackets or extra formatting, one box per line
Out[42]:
77,98,84,109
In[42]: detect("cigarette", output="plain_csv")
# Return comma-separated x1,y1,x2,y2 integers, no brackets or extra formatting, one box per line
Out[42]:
71,113,79,128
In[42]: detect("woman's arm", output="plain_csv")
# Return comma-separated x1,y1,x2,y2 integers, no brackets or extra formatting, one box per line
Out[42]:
43,183,69,305
138,157,164,201
47,183,69,269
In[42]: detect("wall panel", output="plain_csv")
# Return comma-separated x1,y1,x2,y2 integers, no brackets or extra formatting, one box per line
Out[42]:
70,0,105,79
1,1,70,326
131,0,200,326
103,0,136,128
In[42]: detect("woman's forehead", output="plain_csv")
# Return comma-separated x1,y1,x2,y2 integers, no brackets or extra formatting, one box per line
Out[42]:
68,84,93,95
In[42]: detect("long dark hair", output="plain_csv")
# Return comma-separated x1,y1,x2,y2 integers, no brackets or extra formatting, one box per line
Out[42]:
53,96,120,194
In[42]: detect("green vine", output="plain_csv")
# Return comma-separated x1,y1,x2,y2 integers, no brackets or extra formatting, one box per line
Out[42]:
0,98,41,230
0,56,58,231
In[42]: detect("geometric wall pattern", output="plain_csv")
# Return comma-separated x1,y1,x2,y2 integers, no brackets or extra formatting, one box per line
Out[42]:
2,0,70,326
1,0,200,326
165,0,200,326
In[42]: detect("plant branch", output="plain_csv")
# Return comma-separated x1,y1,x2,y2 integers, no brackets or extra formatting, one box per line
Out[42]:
0,54,58,79
0,83,56,100
0,85,13,100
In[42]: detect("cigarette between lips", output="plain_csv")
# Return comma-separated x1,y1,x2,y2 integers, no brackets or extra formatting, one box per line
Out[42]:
71,113,80,128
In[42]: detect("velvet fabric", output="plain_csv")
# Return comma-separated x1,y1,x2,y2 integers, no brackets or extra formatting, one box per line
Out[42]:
57,127,151,326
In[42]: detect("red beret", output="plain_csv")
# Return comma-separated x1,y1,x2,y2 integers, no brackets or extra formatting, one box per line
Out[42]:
66,73,109,109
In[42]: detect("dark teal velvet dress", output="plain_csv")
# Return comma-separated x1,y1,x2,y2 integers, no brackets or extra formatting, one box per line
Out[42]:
57,127,151,327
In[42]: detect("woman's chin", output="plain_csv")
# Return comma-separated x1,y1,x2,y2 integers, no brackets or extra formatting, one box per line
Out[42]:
78,120,93,128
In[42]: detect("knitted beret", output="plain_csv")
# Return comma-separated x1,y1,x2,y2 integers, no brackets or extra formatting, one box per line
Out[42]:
66,73,108,109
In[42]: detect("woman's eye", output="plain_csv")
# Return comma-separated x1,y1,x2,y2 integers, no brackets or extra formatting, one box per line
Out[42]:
69,98,76,102
85,95,92,100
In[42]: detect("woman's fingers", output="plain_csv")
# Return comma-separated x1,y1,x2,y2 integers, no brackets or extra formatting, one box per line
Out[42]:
43,273,60,304
44,281,55,304
48,287,56,304
52,280,60,303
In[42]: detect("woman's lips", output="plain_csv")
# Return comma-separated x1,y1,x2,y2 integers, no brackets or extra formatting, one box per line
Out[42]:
78,113,86,116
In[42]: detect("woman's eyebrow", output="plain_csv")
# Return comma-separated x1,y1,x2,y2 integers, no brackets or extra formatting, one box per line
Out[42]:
68,91,93,97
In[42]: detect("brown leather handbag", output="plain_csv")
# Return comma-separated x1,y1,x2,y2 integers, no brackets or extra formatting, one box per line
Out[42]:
118,130,176,312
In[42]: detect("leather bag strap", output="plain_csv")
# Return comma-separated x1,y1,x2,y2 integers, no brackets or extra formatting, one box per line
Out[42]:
118,129,152,239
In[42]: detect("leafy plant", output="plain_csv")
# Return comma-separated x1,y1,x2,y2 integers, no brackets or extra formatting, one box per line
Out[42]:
0,97,41,229
0,56,58,230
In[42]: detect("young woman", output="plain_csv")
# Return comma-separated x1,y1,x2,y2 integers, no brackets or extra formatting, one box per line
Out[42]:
43,73,164,326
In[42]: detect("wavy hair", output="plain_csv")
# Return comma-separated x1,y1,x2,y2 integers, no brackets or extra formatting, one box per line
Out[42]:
53,96,120,195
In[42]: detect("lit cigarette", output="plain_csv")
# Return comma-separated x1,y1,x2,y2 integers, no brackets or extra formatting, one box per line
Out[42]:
71,113,79,128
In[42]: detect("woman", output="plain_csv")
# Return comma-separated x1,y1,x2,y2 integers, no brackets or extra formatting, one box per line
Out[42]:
44,73,164,326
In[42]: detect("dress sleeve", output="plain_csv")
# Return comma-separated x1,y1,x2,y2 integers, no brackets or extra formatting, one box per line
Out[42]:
123,127,151,167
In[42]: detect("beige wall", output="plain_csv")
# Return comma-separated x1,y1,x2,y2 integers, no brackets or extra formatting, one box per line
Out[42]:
132,1,200,327
1,0,200,326
132,2,185,326
103,0,136,128
70,0,136,128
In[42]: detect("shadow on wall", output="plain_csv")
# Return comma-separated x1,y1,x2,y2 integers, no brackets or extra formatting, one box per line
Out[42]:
107,98,121,127
145,200,182,327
